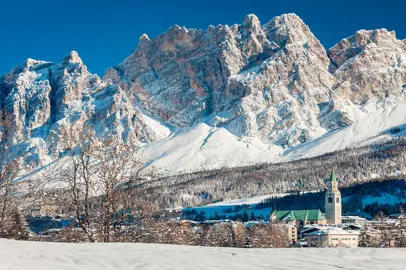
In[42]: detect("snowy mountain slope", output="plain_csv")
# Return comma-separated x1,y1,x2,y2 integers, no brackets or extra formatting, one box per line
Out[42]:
106,14,406,175
140,98,406,174
2,13,406,176
141,123,283,174
279,98,406,161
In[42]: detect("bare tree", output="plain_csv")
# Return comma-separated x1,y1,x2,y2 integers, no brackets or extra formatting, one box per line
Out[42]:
92,138,142,242
53,124,99,242
397,217,406,247
52,124,157,243
247,224,290,248
232,222,248,247
0,115,23,236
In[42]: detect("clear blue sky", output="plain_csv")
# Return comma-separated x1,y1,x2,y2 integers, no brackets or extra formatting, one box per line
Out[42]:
1,0,405,76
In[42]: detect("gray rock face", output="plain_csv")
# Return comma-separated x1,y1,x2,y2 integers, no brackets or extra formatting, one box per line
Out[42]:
104,14,340,147
2,13,406,171
330,29,406,103
0,51,166,167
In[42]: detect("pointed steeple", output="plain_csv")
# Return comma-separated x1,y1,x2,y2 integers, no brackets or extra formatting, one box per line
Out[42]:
329,170,337,182
325,169,341,224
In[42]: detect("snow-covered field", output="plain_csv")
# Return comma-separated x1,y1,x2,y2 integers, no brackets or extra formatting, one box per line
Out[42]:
362,193,406,207
206,194,278,206
341,192,406,208
206,190,320,206
1,239,405,270
183,191,321,220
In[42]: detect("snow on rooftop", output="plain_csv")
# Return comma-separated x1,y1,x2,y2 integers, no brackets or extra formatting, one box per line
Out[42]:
342,216,367,220
306,227,360,236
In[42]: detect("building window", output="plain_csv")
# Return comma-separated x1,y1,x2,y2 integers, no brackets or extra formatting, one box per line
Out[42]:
328,197,333,203
336,197,340,203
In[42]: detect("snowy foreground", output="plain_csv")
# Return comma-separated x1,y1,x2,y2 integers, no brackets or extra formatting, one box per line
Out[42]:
1,239,406,270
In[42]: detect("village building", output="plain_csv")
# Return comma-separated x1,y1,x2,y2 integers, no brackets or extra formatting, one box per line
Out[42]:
300,225,324,238
342,224,363,231
388,213,406,220
271,170,342,227
343,212,373,220
305,227,360,247
271,170,342,226
300,223,363,238
342,216,366,226
271,209,327,226
285,223,298,244
270,171,361,247
325,170,342,224
29,203,67,217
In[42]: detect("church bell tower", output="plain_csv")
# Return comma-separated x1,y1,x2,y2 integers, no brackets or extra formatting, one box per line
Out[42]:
325,170,342,224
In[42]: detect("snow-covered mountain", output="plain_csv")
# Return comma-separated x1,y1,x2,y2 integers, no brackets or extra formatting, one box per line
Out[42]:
2,13,406,175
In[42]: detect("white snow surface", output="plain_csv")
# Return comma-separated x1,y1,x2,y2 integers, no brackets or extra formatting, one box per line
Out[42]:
206,191,319,206
362,193,406,207
1,239,406,270
206,194,277,206
280,99,406,161
141,123,283,175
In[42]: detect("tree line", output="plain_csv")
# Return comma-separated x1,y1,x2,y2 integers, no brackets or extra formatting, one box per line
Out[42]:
134,137,406,210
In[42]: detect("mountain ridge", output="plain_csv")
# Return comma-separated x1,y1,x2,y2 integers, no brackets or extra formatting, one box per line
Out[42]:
1,13,406,175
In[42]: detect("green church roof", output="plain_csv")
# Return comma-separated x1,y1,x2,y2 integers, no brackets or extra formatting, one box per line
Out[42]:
329,170,337,182
273,209,326,221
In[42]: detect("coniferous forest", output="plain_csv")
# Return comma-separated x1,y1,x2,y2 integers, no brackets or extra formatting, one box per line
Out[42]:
136,138,406,210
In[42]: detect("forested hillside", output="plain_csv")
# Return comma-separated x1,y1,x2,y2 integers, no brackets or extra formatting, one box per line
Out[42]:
136,138,406,209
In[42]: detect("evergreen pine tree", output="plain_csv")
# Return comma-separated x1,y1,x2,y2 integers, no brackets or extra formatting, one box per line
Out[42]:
242,211,249,222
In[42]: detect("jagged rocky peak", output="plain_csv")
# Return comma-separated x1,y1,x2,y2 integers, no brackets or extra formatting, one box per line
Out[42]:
22,58,52,71
157,24,199,52
108,13,349,148
0,50,168,168
61,50,83,65
241,14,263,38
264,13,312,45
138,33,150,48
329,28,400,71
50,51,98,122
243,14,260,26
330,28,406,103
239,14,266,58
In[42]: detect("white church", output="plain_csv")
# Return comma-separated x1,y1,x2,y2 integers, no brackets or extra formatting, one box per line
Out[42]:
271,170,342,226
272,171,361,247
